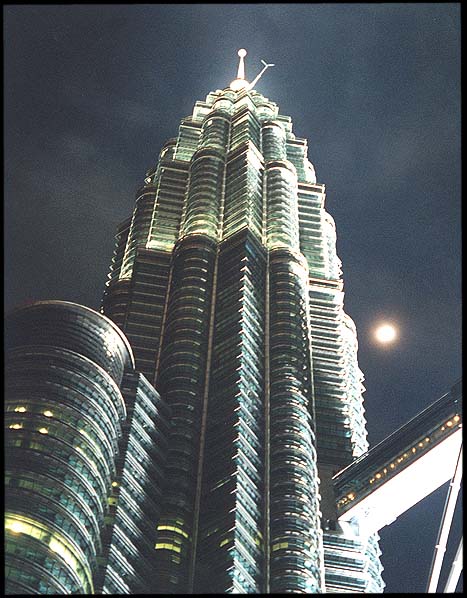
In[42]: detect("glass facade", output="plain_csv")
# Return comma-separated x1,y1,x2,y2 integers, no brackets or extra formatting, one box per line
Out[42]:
101,69,384,593
7,56,460,595
4,301,169,594
5,57,395,595
95,371,170,593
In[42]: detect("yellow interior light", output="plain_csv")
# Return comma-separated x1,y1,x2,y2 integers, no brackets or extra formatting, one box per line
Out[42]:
49,537,77,569
14,407,26,413
446,421,453,427
156,525,189,538
38,428,48,434
154,543,181,553
453,415,460,422
9,423,22,430
5,515,93,592
6,520,25,534
272,542,289,551
43,410,53,417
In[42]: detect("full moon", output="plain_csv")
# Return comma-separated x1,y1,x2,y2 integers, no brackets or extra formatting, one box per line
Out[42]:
374,323,397,344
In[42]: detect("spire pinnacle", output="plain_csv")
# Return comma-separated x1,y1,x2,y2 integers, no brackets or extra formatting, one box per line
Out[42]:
229,49,275,92
230,49,249,91
237,48,247,80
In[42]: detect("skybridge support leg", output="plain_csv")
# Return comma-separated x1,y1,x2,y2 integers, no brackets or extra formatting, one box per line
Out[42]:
443,537,463,593
426,443,463,593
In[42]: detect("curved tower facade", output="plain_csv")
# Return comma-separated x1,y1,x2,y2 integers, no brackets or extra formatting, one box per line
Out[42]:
102,51,384,593
5,301,132,594
4,301,169,595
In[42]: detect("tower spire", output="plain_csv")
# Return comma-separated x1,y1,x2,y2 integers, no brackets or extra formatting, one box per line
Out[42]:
230,48,275,92
237,48,247,80
230,49,249,91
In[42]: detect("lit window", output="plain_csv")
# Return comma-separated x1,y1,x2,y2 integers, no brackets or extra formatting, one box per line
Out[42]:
38,428,48,434
272,542,289,551
155,543,181,553
14,407,26,413
5,516,92,592
9,424,22,430
157,524,189,538
6,520,24,533
43,410,53,417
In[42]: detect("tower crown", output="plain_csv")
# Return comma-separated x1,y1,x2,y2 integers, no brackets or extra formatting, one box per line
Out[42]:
230,48,275,91
230,48,249,91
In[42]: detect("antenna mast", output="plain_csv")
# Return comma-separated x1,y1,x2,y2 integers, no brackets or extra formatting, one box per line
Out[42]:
248,59,275,90
230,49,275,91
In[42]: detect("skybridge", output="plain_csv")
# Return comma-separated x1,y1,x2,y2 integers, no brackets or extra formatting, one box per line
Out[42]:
333,380,462,537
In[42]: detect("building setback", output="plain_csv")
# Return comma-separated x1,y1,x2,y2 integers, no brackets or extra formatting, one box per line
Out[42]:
101,51,384,593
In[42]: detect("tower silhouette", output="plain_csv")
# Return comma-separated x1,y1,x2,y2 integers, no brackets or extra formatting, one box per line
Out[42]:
101,50,384,593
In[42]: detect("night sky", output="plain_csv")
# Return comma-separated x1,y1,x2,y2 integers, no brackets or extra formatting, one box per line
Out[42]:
4,4,461,593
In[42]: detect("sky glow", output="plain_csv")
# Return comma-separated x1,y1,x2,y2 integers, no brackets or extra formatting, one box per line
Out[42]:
374,323,397,344
4,4,461,593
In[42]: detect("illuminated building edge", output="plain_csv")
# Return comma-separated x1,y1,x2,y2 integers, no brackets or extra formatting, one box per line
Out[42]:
102,77,384,592
5,301,169,594
334,382,462,537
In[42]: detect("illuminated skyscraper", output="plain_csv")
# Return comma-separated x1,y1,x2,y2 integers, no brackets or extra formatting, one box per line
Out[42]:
101,50,384,593
5,49,462,595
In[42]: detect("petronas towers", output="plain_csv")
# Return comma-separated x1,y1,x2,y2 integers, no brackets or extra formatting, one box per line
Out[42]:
6,50,385,593
101,51,384,593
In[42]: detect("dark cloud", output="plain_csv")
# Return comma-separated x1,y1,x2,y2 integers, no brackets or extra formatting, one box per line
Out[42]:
4,4,461,592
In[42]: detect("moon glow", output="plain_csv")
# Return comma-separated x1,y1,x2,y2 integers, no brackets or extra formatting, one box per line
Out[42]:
374,323,397,344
